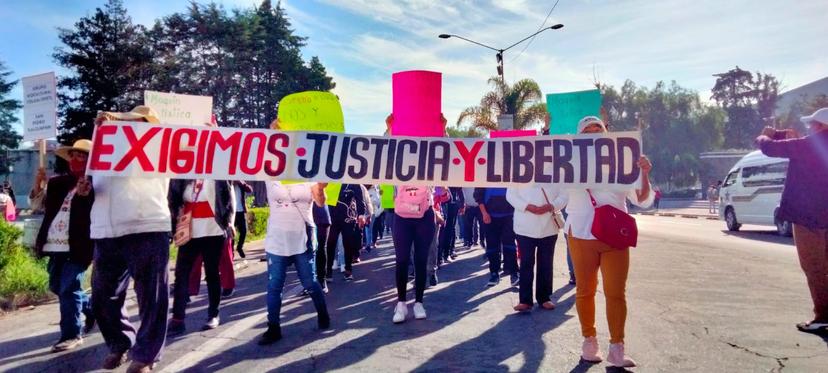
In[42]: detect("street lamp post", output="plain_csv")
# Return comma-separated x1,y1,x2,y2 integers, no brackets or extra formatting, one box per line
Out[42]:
439,24,563,129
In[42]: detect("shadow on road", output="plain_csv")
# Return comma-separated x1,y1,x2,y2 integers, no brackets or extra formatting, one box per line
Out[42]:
721,230,793,245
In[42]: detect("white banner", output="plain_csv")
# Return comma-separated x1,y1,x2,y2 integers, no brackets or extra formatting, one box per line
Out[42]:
87,122,644,190
21,72,57,141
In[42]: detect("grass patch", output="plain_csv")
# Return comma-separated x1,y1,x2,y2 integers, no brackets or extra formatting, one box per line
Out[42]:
0,221,50,310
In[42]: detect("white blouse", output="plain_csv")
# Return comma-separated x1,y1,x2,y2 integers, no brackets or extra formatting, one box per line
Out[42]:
563,188,654,240
506,185,566,239
265,182,315,256
184,181,225,239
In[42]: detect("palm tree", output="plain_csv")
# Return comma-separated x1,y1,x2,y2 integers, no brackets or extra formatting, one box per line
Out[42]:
456,76,548,132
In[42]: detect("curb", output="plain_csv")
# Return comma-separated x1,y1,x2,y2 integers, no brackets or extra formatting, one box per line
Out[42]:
633,211,719,221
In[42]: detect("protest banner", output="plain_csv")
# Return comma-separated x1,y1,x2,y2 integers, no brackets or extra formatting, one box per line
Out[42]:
87,122,644,191
21,72,57,142
144,90,213,126
277,90,344,205
546,89,602,135
391,70,443,137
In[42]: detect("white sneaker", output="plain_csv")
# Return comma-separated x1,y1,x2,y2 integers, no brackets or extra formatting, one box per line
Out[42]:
392,302,407,324
581,336,603,362
607,343,636,368
413,302,427,320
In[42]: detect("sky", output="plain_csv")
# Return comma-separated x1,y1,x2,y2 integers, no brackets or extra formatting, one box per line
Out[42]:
1,0,827,136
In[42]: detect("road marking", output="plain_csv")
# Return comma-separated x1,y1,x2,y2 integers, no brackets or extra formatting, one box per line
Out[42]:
160,284,304,372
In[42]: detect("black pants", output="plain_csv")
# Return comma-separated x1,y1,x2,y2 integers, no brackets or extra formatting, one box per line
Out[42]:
373,212,385,241
326,220,361,273
464,206,482,245
315,224,330,283
438,203,459,260
516,234,557,305
173,235,225,320
485,215,518,275
234,212,247,254
392,210,435,303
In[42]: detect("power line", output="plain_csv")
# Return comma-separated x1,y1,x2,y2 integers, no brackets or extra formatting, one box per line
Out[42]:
510,0,561,63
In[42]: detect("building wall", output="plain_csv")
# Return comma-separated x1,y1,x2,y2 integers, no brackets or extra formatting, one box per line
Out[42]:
699,151,749,197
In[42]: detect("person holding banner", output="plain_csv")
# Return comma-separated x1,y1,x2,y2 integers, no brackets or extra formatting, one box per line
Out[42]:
474,187,519,288
326,184,367,281
259,181,330,345
564,116,653,368
33,139,95,353
506,185,566,312
167,179,235,335
89,106,172,372
392,185,438,323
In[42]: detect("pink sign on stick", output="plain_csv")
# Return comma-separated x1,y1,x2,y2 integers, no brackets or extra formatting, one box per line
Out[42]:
489,129,537,138
391,70,443,137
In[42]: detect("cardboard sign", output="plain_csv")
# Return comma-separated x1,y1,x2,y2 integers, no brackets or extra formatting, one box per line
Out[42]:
88,122,644,191
277,91,345,133
392,70,443,137
21,72,57,141
546,89,602,135
144,90,213,126
380,184,395,209
277,91,345,205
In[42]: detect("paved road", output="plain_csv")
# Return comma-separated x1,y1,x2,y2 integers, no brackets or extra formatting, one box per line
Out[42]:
0,216,825,372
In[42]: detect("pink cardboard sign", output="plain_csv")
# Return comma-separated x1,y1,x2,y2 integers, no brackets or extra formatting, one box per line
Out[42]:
391,70,443,137
489,129,537,138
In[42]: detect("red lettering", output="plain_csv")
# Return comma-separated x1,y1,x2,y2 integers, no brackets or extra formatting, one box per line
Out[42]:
169,128,198,174
114,126,161,172
158,128,172,173
89,125,117,170
239,133,266,175
195,129,210,174
454,140,484,182
206,131,242,175
264,133,289,176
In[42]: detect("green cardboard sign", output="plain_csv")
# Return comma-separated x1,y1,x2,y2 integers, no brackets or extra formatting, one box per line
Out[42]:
546,89,602,135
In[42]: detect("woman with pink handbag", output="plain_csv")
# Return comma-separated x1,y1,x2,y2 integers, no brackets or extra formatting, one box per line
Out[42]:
564,116,653,368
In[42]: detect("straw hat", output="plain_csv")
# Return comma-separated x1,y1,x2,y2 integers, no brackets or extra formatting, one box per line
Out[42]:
98,105,161,124
55,139,92,161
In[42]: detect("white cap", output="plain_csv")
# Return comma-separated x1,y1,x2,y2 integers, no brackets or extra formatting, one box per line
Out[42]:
577,116,607,134
801,107,828,126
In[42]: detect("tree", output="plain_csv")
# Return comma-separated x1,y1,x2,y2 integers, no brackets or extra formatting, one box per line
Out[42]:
0,61,22,175
53,0,154,143
711,67,780,148
445,125,484,138
457,77,547,132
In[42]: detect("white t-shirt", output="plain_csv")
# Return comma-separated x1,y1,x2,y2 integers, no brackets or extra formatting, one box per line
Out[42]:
265,182,315,256
184,181,225,239
563,188,654,240
506,185,566,239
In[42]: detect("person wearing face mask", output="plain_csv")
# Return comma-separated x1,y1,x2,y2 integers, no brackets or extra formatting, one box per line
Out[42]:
33,139,96,353
757,107,828,336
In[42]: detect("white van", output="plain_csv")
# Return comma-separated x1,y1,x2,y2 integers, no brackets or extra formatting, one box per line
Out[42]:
718,150,792,236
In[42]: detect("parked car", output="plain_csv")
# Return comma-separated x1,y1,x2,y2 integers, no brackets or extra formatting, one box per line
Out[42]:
718,150,792,236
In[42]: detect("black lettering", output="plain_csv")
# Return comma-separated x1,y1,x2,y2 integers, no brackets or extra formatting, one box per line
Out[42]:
325,135,350,179
298,133,327,178
552,139,574,183
534,139,552,183
348,137,370,179
572,139,593,183
417,140,429,180
395,140,417,181
486,142,501,182
512,140,534,183
427,141,450,181
385,139,398,179
616,137,641,185
370,138,389,179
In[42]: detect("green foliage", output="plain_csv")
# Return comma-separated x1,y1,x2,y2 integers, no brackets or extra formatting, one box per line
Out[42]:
53,0,154,143
247,207,269,241
457,77,548,132
0,60,22,174
778,94,828,134
710,67,780,148
600,80,726,189
446,125,484,138
0,221,49,310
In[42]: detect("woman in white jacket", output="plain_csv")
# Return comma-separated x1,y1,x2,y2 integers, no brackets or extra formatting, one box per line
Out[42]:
506,185,566,312
566,116,653,368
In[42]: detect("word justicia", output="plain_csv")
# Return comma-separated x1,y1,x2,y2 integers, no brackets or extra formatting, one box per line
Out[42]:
88,122,643,190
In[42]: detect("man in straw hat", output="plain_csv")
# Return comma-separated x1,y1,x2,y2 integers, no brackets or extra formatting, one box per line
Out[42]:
33,139,95,353
89,106,172,372
757,107,828,337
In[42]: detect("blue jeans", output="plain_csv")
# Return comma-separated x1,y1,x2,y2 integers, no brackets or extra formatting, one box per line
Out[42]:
266,230,329,326
48,256,91,340
364,216,374,248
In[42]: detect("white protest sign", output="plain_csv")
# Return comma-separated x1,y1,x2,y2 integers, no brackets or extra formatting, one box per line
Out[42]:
21,72,57,141
143,90,213,126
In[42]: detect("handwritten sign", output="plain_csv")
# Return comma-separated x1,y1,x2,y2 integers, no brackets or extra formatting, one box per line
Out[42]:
392,70,443,137
380,184,395,209
21,72,57,141
546,89,602,135
88,122,644,191
277,91,344,133
144,90,213,126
